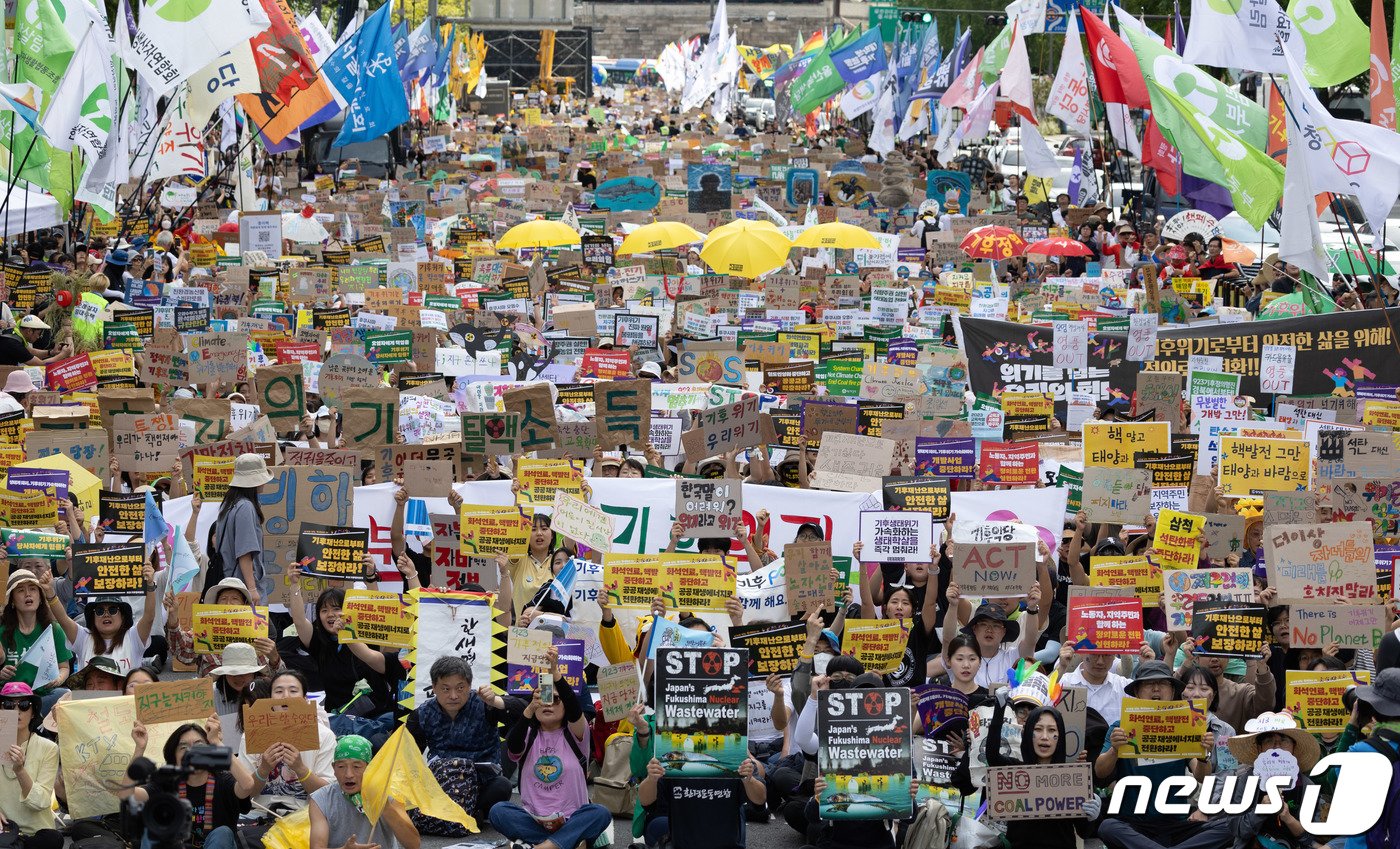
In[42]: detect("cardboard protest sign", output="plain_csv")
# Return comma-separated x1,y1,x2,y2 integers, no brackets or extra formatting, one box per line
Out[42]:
843,620,911,673
1289,604,1389,651
1201,513,1247,563
859,511,933,563
1264,521,1377,603
1316,430,1400,480
818,688,913,819
1189,600,1267,658
594,379,651,449
254,364,305,434
23,428,107,477
987,763,1092,821
812,432,896,492
71,543,146,596
654,648,748,776
54,696,189,818
729,622,807,677
1058,686,1089,761
0,706,16,762
295,526,369,579
1089,556,1162,606
1152,509,1205,570
134,679,216,725
1116,698,1208,759
550,492,615,553
1286,670,1370,733
191,604,270,654
340,387,399,446
185,333,248,384
675,478,743,539
949,534,1037,598
1066,596,1144,654
683,394,762,461
1262,490,1320,527
243,698,320,753
459,505,531,556
597,662,642,722
783,542,835,611
801,399,860,447
112,412,179,473
603,553,736,611
460,412,523,456
1161,568,1254,630
339,589,416,649
1082,467,1152,524
402,459,454,498
1218,436,1310,496
506,626,554,673
881,477,950,520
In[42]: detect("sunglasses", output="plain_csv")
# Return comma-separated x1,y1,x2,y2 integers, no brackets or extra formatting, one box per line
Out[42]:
89,604,123,617
0,699,31,711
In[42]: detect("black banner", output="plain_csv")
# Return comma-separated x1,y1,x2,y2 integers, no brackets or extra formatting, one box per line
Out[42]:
72,543,146,596
295,524,369,579
729,622,806,677
1190,600,1267,658
98,491,145,535
882,476,951,520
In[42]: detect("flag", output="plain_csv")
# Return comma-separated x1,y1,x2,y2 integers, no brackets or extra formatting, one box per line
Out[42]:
237,0,335,146
1371,0,1397,129
1280,45,1400,237
1279,98,1331,281
1046,13,1091,135
186,41,260,127
5,0,74,189
1141,116,1183,196
1182,0,1296,73
839,71,884,119
939,46,982,110
788,41,844,115
130,0,270,97
1147,78,1284,228
1007,0,1047,34
1018,120,1060,179
1000,26,1035,123
1068,146,1083,204
363,726,478,831
1079,6,1148,108
1288,0,1370,86
323,3,410,148
39,27,114,159
978,19,1014,84
0,83,44,133
18,628,58,690
171,527,201,593
144,489,169,546
831,26,886,84
401,19,436,83
869,72,898,155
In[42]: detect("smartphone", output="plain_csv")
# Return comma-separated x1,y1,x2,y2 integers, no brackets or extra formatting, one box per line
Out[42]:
539,677,555,705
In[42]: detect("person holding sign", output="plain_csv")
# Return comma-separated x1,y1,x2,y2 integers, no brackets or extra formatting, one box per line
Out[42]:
236,670,335,814
0,570,72,716
1176,639,1276,734
1095,662,1231,849
856,539,940,687
0,683,61,849
943,588,1043,689
47,561,156,675
489,645,611,849
165,578,276,678
1217,712,1322,849
288,585,405,720
637,752,768,849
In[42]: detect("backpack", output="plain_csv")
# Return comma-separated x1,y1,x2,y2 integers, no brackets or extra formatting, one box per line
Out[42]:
590,731,637,817
904,798,952,849
1363,727,1400,849
201,516,227,599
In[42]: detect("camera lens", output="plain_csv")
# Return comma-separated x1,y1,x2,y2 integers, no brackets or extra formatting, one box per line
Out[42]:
143,794,192,843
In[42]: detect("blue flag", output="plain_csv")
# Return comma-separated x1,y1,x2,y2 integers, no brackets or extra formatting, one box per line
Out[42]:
144,489,168,546
324,4,410,148
831,28,887,84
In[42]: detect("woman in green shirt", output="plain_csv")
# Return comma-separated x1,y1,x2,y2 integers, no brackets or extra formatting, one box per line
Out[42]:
0,569,73,716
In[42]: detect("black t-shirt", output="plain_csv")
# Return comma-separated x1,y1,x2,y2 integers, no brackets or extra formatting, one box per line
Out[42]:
0,334,32,366
144,771,246,848
647,777,745,849
308,628,404,714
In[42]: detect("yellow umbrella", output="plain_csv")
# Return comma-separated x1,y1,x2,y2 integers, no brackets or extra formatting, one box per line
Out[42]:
699,219,792,279
790,221,881,250
496,218,580,250
617,221,705,256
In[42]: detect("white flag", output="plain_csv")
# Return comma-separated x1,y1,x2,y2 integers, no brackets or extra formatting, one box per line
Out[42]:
1183,0,1299,73
1278,80,1339,280
1000,25,1036,123
19,628,58,690
1007,0,1047,34
131,0,271,97
868,75,898,156
186,40,260,127
39,26,115,159
1047,13,1092,135
840,71,883,120
1018,121,1059,179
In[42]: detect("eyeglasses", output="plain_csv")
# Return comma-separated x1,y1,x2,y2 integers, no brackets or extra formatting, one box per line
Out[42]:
89,604,123,616
0,699,31,711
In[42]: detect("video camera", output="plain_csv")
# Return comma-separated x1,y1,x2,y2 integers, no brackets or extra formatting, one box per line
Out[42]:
123,745,233,849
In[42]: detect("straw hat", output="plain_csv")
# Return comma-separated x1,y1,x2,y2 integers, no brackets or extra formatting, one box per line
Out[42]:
209,642,267,677
1227,711,1321,773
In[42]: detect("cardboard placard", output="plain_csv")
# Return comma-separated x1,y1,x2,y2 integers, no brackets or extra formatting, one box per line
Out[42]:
1201,513,1247,564
1161,567,1254,630
23,428,108,477
987,763,1091,821
112,412,179,473
1288,603,1389,651
340,387,399,446
1082,467,1153,524
594,379,651,450
811,432,896,492
675,478,743,539
949,539,1037,598
134,678,216,725
460,412,523,456
402,459,454,497
502,384,558,453
254,363,305,433
1264,521,1377,603
550,492,615,553
784,542,835,612
597,662,641,722
242,698,320,753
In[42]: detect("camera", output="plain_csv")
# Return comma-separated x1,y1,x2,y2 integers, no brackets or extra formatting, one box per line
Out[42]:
124,745,234,849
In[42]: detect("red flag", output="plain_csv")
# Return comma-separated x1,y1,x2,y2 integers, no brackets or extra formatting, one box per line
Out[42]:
1267,80,1288,164
1370,0,1396,129
1141,116,1181,197
1079,7,1149,109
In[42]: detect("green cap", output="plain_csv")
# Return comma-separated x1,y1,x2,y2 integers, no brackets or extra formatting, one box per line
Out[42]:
333,735,373,763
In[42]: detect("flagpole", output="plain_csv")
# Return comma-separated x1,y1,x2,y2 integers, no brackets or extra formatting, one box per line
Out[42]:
0,136,43,223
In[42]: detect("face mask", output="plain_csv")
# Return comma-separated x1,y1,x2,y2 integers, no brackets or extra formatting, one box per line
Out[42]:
814,653,833,675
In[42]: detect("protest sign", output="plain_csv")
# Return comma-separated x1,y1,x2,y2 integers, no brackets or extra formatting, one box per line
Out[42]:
55,696,187,818
978,441,1039,486
858,511,933,563
1262,491,1320,527
551,492,616,553
295,526,369,579
603,553,736,611
812,432,895,492
594,379,651,449
1082,467,1152,524
412,592,502,706
817,688,913,819
1161,568,1254,630
6,468,68,501
243,698,320,753
112,412,179,473
1058,686,1089,761
1286,670,1370,733
783,542,835,611
134,679,216,725
339,590,416,649
508,637,585,695
516,458,584,505
914,437,976,479
1316,430,1400,480
881,477,950,520
191,604,270,654
1201,513,1247,563
1066,596,1144,654
459,505,532,556
460,412,523,456
598,663,642,722
403,459,455,498
1189,600,1267,658
0,491,56,530
1218,437,1310,497
1289,604,1389,651
949,537,1037,598
654,648,748,776
675,478,743,539
729,622,807,677
1089,556,1162,606
192,455,235,501
1116,698,1208,759
843,620,910,673
911,684,969,736
1264,521,1376,603
1152,509,1205,570
70,543,146,596
987,763,1091,821
505,625,555,672
1,528,70,558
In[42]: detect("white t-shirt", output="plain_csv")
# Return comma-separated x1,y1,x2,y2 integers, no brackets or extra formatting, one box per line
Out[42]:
72,626,149,674
973,642,1024,688
1060,667,1130,725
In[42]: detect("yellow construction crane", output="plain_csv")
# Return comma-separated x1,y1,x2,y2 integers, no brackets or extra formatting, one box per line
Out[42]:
536,30,574,96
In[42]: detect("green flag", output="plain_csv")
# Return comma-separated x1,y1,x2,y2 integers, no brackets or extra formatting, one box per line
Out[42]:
5,0,76,190
789,41,844,115
1287,0,1369,86
979,20,1014,85
1147,80,1283,229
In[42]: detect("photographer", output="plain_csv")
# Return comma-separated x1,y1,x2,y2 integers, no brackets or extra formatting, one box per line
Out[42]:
120,717,253,849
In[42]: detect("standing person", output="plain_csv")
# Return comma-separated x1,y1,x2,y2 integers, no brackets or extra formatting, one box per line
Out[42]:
0,683,61,849
309,735,421,849
209,455,273,605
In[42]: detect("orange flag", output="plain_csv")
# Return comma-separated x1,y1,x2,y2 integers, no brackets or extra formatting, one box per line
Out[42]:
1370,0,1397,129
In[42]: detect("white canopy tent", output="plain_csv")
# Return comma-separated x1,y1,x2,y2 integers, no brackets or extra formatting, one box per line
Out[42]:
0,189,61,237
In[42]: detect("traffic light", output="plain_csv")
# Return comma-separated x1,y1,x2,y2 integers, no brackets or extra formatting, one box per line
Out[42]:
899,10,933,23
